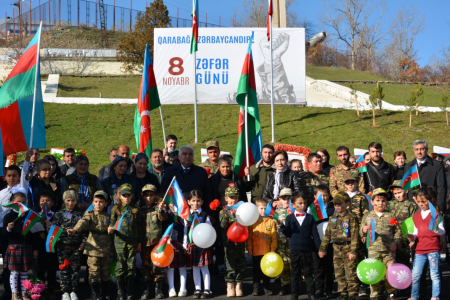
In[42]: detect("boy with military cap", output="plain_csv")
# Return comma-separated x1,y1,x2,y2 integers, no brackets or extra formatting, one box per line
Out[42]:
199,141,221,176
219,184,246,297
360,188,402,300
319,192,359,300
68,191,113,300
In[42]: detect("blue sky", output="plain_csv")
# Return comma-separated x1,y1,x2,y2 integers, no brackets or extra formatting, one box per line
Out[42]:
1,0,448,66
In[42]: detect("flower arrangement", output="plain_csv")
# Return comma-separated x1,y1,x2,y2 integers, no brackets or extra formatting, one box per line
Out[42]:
53,149,87,161
274,143,311,170
209,199,221,211
59,259,72,270
22,279,46,299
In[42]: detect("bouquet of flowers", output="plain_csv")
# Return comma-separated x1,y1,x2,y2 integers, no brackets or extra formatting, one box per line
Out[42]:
22,279,46,299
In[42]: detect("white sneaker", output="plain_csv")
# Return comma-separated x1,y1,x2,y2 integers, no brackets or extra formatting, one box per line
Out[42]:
69,292,78,300
168,289,177,298
178,290,187,297
62,293,70,300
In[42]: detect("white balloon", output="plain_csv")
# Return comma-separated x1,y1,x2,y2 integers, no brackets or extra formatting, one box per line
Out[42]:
192,223,217,248
317,221,328,241
236,202,259,226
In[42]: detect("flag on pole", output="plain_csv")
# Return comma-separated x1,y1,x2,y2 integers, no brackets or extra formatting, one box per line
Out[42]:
0,25,46,176
113,211,128,232
134,44,161,159
354,155,367,173
22,210,43,236
267,0,273,40
46,225,63,253
264,202,279,220
163,178,191,221
190,0,199,54
2,202,29,216
428,202,437,231
309,193,328,221
156,223,174,253
233,34,263,178
400,165,420,191
188,214,200,243
288,201,296,216
433,213,444,232
366,218,376,248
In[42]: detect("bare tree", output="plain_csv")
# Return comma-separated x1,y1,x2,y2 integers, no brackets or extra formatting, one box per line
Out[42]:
241,0,267,27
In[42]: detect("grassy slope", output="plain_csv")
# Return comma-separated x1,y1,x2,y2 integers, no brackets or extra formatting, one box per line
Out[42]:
41,103,450,175
57,76,141,98
306,65,389,81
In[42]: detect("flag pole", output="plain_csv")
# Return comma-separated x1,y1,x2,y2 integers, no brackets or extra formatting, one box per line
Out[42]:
194,51,198,143
416,163,422,187
30,22,42,149
270,8,275,143
245,95,250,182
159,106,166,144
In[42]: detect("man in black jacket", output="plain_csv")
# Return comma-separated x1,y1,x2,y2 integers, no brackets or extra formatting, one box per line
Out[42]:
366,142,396,193
161,145,212,210
405,140,447,212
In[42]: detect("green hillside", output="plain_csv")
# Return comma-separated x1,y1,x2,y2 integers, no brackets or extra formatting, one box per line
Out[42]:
306,65,389,81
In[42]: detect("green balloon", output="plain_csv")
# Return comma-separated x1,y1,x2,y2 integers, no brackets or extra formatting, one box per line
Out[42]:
357,258,387,285
401,217,415,239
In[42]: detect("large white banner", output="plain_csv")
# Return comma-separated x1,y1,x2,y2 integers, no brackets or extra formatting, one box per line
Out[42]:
154,28,306,105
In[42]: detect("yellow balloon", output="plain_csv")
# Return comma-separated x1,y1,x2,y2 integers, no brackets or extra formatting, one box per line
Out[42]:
260,252,284,277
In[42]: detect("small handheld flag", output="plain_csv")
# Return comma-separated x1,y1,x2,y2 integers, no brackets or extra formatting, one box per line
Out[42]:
400,165,420,191
22,210,43,236
156,223,174,253
227,201,244,211
433,214,444,232
188,214,200,243
163,178,190,221
309,192,328,221
84,204,94,215
288,201,296,215
428,202,437,231
40,205,47,221
46,225,63,253
114,210,128,232
264,202,279,220
366,218,376,248
3,202,29,217
354,156,367,173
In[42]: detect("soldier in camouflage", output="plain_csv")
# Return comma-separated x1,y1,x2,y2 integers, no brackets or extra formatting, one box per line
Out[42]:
68,191,114,300
388,180,418,268
51,190,86,300
199,141,221,176
329,146,365,197
139,184,167,300
297,153,330,206
360,188,402,299
319,192,359,300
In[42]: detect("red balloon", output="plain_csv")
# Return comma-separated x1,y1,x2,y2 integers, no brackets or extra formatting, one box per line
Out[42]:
227,222,248,243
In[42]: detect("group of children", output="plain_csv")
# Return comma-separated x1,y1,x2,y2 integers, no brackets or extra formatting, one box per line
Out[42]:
0,160,446,300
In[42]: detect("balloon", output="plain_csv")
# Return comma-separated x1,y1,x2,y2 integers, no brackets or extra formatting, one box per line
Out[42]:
317,221,328,241
260,252,284,277
357,258,387,285
227,222,248,243
236,202,259,226
151,244,174,268
386,263,412,290
401,217,414,239
109,259,117,283
192,223,217,248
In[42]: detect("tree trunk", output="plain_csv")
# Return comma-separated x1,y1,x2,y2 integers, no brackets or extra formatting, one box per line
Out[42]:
372,107,376,127
416,103,419,116
356,96,360,117
409,111,412,127
447,111,449,127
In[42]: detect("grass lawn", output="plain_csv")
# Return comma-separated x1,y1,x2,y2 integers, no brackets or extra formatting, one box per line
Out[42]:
306,65,389,81
57,76,141,98
34,103,450,175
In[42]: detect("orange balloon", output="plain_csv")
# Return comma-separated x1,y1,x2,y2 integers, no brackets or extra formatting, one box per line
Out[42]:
151,243,174,268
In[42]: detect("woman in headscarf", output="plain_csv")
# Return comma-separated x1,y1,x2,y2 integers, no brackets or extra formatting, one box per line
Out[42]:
29,159,62,211
61,155,103,211
128,153,160,204
101,156,129,212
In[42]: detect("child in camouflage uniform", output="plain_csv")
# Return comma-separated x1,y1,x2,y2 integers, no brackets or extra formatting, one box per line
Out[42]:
219,185,246,297
68,190,114,300
275,188,292,296
140,184,166,300
52,189,85,300
388,180,418,268
319,192,359,300
107,184,143,300
361,188,402,300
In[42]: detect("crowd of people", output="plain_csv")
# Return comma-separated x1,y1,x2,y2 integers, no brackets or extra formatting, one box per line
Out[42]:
0,136,449,300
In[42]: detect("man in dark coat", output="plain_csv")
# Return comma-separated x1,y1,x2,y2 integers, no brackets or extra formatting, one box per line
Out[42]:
98,148,117,181
365,142,396,193
405,140,447,212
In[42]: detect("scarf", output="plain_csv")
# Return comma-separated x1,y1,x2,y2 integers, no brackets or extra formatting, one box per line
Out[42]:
273,166,288,200
111,171,128,191
73,172,90,203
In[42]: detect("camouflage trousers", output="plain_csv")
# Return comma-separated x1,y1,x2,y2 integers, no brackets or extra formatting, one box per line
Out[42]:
357,240,367,263
396,239,411,268
368,249,396,298
277,240,291,286
141,246,164,282
87,256,110,283
114,238,137,277
224,243,246,283
333,243,358,297
56,246,81,293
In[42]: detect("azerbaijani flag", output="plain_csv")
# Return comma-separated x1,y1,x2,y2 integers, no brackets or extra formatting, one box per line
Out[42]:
428,202,437,231
156,223,173,253
267,0,273,40
309,192,328,221
188,214,200,244
46,225,63,253
433,213,444,232
366,218,376,248
227,201,244,211
400,165,420,191
354,155,367,173
22,210,43,236
84,204,94,215
233,33,263,178
114,210,128,232
0,25,46,176
190,0,199,54
163,177,190,221
264,201,279,220
2,202,29,216
288,201,295,216
134,44,161,159
40,205,47,221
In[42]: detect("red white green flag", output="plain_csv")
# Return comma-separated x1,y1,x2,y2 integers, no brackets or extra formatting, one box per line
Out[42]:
354,155,367,173
400,165,420,190
190,0,199,54
267,0,273,40
233,34,263,177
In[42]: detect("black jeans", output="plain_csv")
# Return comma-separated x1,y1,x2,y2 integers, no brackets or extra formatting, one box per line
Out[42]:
312,244,334,292
37,250,59,287
252,256,270,288
0,233,11,295
290,250,314,296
